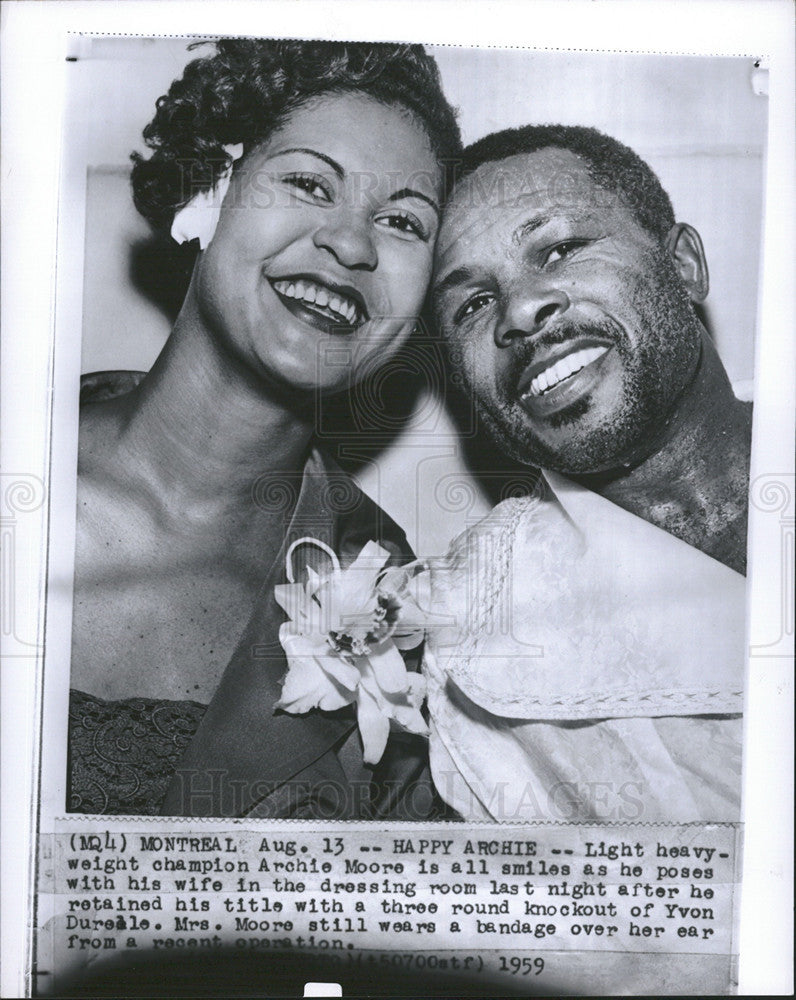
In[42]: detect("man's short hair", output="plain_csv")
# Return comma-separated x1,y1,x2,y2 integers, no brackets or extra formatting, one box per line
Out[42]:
454,124,676,244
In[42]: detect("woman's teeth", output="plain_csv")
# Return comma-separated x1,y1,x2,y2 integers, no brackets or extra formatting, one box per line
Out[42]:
526,345,608,397
272,278,362,326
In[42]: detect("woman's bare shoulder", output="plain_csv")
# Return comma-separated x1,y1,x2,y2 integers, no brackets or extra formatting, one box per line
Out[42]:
78,371,143,474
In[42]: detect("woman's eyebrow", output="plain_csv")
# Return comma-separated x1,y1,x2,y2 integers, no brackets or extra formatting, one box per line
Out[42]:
269,147,344,178
267,151,439,216
388,187,440,218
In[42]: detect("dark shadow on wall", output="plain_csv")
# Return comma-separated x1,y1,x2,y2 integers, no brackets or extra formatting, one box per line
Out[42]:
129,235,198,326
694,302,715,340
316,308,541,505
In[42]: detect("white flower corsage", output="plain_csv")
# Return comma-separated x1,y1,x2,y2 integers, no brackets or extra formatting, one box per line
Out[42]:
170,142,244,249
274,537,428,765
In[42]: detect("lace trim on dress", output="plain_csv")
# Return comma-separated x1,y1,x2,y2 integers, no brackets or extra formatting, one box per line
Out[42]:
67,689,207,815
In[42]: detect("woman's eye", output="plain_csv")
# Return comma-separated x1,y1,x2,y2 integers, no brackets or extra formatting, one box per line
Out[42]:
283,173,332,202
453,292,494,324
545,239,588,265
375,211,428,241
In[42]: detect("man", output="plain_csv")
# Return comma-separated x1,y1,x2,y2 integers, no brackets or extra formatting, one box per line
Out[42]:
423,125,751,823
434,124,751,573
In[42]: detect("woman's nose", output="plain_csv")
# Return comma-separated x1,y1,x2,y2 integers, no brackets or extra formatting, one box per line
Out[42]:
493,285,570,348
313,212,378,271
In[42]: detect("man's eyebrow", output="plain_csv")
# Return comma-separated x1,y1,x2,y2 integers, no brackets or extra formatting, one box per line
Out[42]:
512,213,552,245
268,147,344,179
433,266,474,299
434,213,557,298
387,187,440,218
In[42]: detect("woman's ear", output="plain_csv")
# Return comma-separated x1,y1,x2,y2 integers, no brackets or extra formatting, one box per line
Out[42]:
664,223,709,302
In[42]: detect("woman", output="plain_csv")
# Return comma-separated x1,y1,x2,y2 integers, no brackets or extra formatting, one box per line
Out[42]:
68,39,461,819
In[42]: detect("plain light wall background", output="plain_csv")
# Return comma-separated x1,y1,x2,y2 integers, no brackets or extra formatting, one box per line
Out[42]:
72,38,768,553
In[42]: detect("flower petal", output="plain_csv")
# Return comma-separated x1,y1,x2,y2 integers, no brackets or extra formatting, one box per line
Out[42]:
170,145,243,250
390,701,429,736
277,624,348,708
356,686,391,764
336,541,392,610
305,565,322,594
347,540,393,575
275,539,432,763
406,671,427,706
276,643,354,714
320,654,362,691
274,582,315,623
392,629,425,650
315,683,354,712
367,642,411,694
276,656,331,713
170,188,221,249
280,624,329,657
358,666,387,711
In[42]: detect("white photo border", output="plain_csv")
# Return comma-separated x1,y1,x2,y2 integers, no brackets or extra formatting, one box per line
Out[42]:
1,2,793,996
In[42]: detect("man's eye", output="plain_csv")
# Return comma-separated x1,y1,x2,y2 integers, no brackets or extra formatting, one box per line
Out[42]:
375,211,429,241
545,239,588,264
283,173,333,202
453,292,494,324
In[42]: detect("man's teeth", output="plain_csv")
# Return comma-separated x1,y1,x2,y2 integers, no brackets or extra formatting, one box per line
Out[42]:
272,278,361,326
527,345,608,397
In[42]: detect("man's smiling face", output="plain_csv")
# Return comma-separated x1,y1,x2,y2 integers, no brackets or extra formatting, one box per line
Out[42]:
433,148,702,474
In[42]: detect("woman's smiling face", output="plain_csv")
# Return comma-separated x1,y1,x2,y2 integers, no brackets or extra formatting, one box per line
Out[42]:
195,92,442,393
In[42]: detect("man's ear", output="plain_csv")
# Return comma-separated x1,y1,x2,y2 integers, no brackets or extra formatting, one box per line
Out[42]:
664,223,709,302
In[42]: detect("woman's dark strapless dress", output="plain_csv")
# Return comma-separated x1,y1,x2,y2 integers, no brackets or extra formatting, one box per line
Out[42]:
67,689,207,815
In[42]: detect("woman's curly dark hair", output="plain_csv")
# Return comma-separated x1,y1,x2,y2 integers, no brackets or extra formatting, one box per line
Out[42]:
131,38,462,232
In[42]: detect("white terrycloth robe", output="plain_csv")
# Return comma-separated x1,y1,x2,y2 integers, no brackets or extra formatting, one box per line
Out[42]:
421,472,745,823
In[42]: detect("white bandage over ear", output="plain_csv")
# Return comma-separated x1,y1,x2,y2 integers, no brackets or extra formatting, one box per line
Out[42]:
170,143,245,249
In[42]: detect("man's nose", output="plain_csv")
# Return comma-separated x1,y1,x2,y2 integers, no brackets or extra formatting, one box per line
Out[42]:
313,212,378,271
493,285,570,348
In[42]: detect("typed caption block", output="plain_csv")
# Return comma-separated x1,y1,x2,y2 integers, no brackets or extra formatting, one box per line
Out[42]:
36,820,741,995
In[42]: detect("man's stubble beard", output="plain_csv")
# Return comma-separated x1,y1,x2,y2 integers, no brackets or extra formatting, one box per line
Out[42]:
452,250,702,476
